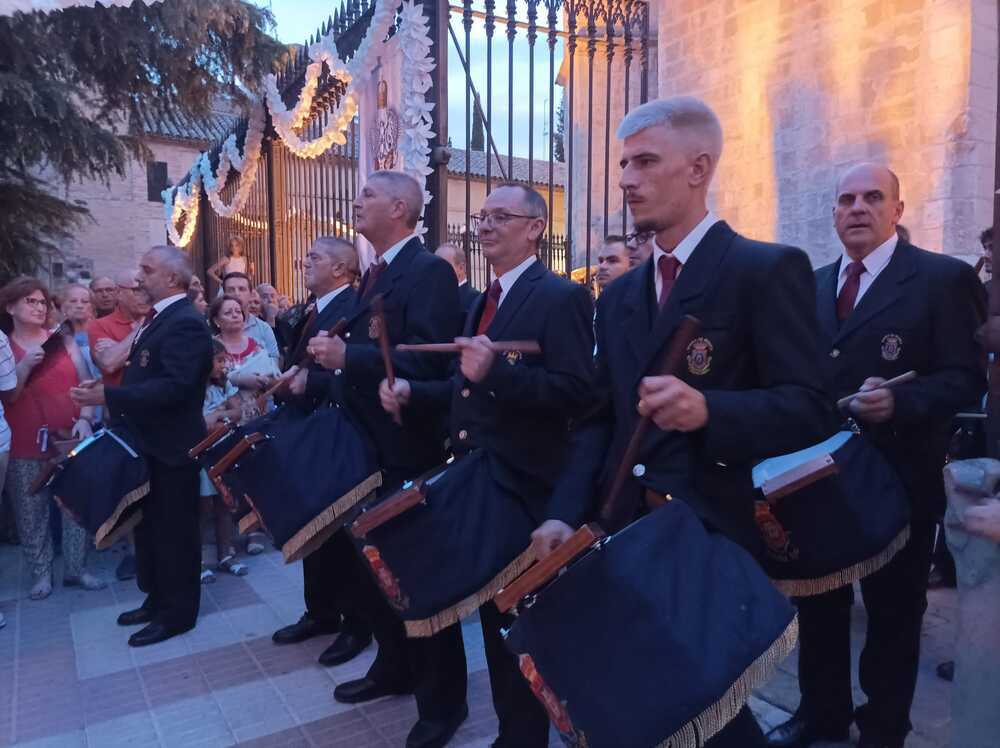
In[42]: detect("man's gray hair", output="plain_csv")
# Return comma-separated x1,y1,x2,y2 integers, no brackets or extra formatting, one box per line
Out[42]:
149,245,193,290
367,170,423,228
495,182,548,223
616,96,724,161
113,270,139,287
313,236,360,275
435,242,466,271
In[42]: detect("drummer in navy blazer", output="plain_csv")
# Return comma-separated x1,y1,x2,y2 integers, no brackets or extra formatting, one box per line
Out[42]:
765,164,987,748
380,183,595,748
305,170,464,748
541,97,835,747
71,246,213,647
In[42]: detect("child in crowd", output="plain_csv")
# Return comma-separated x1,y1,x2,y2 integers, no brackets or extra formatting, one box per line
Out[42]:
199,340,247,583
207,236,255,292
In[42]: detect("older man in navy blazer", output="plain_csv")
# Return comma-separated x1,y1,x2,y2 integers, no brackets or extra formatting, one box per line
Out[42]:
72,246,212,647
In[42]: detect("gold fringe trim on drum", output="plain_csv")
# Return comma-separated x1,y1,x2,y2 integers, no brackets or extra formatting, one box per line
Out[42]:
94,482,150,550
770,524,911,598
656,615,800,748
282,472,383,564
404,547,538,638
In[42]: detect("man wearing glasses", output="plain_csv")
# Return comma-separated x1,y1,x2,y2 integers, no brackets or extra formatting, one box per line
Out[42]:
626,229,655,268
89,276,118,318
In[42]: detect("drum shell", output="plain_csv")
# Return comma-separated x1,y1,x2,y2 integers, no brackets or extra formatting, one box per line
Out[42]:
223,405,380,559
50,428,149,549
356,450,535,629
504,501,797,748
760,434,910,595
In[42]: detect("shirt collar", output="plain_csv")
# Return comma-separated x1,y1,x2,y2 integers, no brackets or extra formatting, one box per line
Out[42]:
153,293,186,315
379,233,419,266
496,255,538,301
652,211,719,268
315,284,350,314
243,313,264,331
839,233,898,279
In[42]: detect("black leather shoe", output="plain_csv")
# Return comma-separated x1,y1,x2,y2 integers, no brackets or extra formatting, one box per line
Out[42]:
333,676,413,704
318,630,372,666
117,606,155,627
405,703,469,748
272,613,340,645
936,660,955,681
128,621,193,647
765,715,849,748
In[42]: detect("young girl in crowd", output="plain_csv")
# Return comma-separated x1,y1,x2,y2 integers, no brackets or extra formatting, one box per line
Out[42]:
207,236,255,293
199,339,247,582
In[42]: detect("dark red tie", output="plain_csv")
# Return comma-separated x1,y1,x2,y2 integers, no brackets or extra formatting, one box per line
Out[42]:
361,260,386,300
144,308,157,324
836,260,865,321
476,280,503,335
657,254,681,307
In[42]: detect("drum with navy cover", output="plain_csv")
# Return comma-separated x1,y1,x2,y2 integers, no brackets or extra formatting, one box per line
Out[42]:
349,449,537,638
751,430,911,596
49,426,150,550
217,403,381,562
503,500,798,748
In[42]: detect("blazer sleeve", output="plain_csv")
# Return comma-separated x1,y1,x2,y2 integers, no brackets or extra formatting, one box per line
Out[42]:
892,261,987,424
475,283,595,414
105,316,212,416
699,247,837,462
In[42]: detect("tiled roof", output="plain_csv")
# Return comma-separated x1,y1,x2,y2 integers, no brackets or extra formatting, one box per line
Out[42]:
447,148,566,189
135,107,240,144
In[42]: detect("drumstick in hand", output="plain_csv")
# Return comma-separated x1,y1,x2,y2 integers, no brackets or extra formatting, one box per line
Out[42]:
836,370,916,410
396,341,541,354
371,296,401,425
256,318,350,408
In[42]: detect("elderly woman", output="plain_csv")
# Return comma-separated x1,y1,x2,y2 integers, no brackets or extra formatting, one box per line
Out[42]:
209,295,278,423
0,277,106,599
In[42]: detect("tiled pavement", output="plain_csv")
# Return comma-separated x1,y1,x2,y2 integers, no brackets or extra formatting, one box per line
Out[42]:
0,540,955,747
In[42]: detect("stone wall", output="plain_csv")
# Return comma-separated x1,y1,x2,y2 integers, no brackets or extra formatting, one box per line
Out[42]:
652,0,997,266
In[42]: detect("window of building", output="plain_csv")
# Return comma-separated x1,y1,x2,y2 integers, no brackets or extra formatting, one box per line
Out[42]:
147,161,169,202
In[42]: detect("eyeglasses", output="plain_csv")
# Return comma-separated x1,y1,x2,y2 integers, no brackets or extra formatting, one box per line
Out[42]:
117,286,139,292
470,212,541,229
21,297,48,308
626,230,654,245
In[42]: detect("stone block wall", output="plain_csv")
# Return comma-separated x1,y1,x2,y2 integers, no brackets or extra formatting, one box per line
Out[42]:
654,0,997,266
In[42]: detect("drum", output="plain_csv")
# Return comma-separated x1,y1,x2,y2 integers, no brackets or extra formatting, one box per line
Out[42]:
751,430,911,596
214,403,381,563
501,501,798,748
349,450,536,638
48,427,150,550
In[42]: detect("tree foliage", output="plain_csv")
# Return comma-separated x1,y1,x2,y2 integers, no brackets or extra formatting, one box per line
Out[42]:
0,0,284,281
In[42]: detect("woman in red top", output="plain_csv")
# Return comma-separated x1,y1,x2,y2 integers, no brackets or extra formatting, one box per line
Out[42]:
210,295,278,422
1,277,106,599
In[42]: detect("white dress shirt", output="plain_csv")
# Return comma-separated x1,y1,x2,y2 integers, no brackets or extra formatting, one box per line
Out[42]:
378,233,420,267
135,292,186,341
836,233,898,308
495,255,538,307
651,211,719,300
315,284,351,315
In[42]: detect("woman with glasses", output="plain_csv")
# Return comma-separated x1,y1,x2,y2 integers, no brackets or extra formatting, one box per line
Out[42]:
0,277,106,599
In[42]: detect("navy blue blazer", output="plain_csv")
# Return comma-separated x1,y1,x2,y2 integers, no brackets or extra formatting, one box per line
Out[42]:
309,237,461,479
407,259,595,525
105,297,213,467
551,221,836,553
815,240,987,514
285,285,357,412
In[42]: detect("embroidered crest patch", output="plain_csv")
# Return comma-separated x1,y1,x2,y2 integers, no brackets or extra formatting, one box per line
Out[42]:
361,545,409,612
754,501,800,563
686,337,713,376
139,350,151,368
368,316,381,340
504,350,522,366
881,334,902,361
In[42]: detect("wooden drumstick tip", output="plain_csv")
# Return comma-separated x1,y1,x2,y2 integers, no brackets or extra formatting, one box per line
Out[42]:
836,370,917,410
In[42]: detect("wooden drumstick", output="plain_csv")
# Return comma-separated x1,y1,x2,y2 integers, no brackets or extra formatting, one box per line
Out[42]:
256,317,350,409
371,296,401,425
836,370,917,410
395,340,542,355
599,315,703,529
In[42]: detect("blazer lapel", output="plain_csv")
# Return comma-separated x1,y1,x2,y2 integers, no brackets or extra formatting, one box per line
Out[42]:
487,260,545,339
621,259,654,367
464,292,487,337
133,297,189,353
815,261,840,340
633,221,732,384
835,242,917,343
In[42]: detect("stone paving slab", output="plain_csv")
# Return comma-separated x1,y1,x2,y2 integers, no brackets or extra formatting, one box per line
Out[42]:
0,539,956,747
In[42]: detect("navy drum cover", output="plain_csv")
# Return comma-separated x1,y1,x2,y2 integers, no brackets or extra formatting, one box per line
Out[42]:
50,428,150,551
503,501,798,748
751,431,910,597
356,450,537,638
222,404,381,563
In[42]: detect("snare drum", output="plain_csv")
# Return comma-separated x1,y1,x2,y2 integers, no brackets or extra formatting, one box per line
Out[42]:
502,501,798,748
751,431,911,596
350,450,536,638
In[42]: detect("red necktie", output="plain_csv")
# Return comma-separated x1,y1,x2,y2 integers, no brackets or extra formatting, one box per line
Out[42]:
476,280,503,335
361,260,386,300
658,254,681,307
144,308,157,325
836,260,865,321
